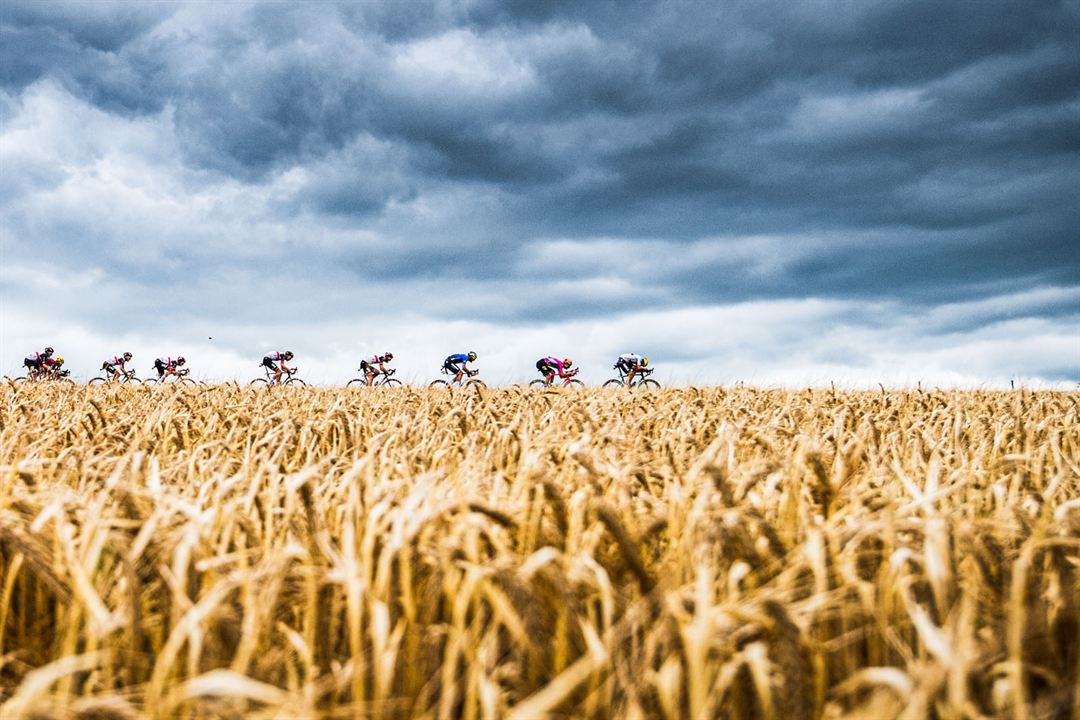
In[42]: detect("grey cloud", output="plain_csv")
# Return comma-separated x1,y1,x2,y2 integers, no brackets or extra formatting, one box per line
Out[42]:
1,0,1077,377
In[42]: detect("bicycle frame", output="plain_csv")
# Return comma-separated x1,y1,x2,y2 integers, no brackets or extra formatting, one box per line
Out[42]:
152,368,194,385
530,368,583,388
604,366,658,388
347,368,401,387
431,367,484,388
261,366,297,385
90,368,139,385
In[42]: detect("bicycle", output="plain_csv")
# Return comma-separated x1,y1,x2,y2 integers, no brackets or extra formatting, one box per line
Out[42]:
12,368,75,386
146,368,196,386
346,367,403,388
89,368,141,385
429,368,485,389
250,365,307,387
602,366,660,389
529,368,584,389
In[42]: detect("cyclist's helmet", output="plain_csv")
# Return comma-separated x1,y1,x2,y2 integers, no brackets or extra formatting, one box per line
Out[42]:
123,352,133,361
385,352,394,360
56,356,65,364
563,358,573,367
641,357,649,367
284,351,294,360
177,356,186,365
467,351,477,361
44,347,54,355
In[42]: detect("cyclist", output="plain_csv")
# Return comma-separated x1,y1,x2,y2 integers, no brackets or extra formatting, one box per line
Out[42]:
615,353,649,385
536,356,574,386
23,347,55,379
262,350,294,385
443,351,477,384
154,355,186,379
102,352,134,382
360,352,394,386
45,356,66,378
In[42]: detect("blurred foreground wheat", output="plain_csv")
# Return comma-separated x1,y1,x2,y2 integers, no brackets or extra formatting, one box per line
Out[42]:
0,384,1077,719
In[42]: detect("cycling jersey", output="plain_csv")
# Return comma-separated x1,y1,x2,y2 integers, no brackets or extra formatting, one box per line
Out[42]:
104,355,126,368
446,353,470,365
156,357,178,369
264,351,289,362
365,354,391,365
540,357,565,373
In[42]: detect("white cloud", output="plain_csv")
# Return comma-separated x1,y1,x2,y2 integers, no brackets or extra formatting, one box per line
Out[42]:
392,28,538,99
4,289,1075,388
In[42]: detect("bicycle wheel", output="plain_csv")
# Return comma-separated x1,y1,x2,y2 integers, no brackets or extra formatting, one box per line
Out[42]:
11,377,28,386
465,379,486,389
284,378,307,387
345,378,367,388
89,377,108,385
57,378,76,387
382,378,403,388
249,378,269,387
566,379,585,388
429,380,450,388
638,379,661,389
179,378,197,387
602,379,624,388
528,379,548,389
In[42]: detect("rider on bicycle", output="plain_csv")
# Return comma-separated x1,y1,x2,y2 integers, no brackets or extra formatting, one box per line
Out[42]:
154,356,186,379
536,356,574,386
360,352,394,386
443,352,477,384
615,353,649,385
45,356,66,378
102,352,134,381
262,351,294,385
24,347,55,378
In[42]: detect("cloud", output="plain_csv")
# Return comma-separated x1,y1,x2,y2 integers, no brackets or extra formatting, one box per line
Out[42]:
1,0,1077,386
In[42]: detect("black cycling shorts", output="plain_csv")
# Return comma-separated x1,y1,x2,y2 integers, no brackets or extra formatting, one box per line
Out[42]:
537,360,556,375
102,362,116,372
154,359,166,376
24,358,41,369
360,360,371,370
262,357,277,370
443,361,461,373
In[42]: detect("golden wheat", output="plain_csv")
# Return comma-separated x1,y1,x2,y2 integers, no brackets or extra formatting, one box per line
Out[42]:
0,384,1077,719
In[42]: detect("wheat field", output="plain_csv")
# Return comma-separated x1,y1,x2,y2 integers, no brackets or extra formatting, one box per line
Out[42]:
0,383,1077,719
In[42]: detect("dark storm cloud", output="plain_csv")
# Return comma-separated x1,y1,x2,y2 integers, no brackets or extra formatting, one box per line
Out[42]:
1,0,1078,338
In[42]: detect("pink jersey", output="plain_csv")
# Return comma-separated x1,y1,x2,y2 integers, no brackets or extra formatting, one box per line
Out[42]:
542,357,565,373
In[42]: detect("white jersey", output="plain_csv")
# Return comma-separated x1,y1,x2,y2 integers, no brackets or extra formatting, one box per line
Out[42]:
618,353,641,365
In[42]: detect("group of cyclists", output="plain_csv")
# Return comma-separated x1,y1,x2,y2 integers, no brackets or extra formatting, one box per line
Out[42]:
18,346,654,387
23,348,190,383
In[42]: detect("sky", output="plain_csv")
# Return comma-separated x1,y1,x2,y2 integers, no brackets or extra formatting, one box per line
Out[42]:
1,0,1077,387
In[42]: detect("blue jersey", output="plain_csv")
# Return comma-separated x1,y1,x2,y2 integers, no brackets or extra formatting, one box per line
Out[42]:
446,353,470,364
